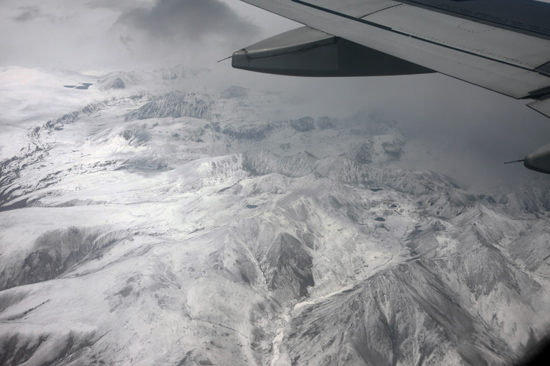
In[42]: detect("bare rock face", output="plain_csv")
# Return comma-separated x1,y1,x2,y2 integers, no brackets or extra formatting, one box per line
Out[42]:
125,91,214,121
220,86,250,99
107,77,126,89
290,117,315,132
0,227,128,292
1,70,550,366
261,233,314,301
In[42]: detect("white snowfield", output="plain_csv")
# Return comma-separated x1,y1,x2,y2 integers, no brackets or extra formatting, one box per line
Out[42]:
0,67,550,366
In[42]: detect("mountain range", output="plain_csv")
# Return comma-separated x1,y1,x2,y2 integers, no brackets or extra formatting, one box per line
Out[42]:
1,67,549,365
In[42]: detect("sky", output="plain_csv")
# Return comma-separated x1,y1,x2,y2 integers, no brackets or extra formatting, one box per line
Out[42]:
1,0,550,192
0,0,293,71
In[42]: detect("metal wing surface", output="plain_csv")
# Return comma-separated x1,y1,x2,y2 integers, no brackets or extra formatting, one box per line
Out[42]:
237,0,550,102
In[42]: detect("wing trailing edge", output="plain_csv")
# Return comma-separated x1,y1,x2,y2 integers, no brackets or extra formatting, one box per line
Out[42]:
528,98,550,120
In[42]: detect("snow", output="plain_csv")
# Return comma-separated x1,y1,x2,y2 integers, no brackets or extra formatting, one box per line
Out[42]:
1,66,550,365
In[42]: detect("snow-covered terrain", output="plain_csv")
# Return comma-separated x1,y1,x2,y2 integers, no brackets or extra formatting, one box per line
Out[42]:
1,66,550,365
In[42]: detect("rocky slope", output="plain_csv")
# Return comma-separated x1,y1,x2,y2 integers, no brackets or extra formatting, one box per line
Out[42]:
1,67,549,366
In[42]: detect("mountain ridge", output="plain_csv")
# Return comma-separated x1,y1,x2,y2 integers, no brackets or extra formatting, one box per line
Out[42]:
1,68,549,365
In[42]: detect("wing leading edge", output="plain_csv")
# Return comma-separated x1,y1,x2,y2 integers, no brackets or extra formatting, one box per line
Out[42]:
232,0,550,173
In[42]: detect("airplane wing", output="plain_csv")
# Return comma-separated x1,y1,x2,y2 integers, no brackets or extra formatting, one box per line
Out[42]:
232,0,550,173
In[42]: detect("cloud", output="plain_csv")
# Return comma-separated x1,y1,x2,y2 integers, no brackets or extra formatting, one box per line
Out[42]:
108,0,260,68
115,0,258,43
86,0,154,11
11,6,41,22
10,5,65,23
10,5,67,24
0,0,267,71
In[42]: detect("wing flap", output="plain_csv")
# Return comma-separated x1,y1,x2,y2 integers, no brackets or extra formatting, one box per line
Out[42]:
364,4,550,69
298,0,399,16
232,26,434,76
528,98,550,119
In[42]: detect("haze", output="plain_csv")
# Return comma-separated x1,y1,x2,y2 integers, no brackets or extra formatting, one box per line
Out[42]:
1,0,550,192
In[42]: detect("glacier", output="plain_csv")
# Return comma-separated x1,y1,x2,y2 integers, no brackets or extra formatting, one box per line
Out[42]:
1,66,550,365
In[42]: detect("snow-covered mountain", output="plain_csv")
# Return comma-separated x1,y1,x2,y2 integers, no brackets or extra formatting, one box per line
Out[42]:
1,67,549,366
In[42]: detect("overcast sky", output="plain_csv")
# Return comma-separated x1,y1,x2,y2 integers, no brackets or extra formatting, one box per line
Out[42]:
1,0,550,192
0,0,296,71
